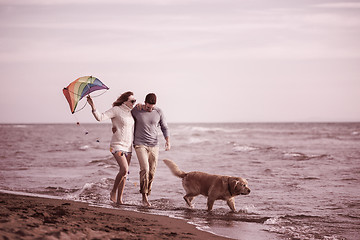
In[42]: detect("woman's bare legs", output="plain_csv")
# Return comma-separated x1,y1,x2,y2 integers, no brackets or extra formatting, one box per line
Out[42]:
110,152,131,204
116,153,132,203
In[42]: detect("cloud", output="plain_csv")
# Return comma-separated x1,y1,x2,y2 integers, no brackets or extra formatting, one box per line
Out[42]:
0,0,213,6
314,2,360,9
303,12,360,28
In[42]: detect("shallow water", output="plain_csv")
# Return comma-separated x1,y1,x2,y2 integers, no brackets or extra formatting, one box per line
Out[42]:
1,123,359,239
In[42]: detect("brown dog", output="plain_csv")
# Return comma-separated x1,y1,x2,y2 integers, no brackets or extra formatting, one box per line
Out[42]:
163,159,250,212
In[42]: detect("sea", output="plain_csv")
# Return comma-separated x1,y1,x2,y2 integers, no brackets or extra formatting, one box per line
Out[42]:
0,122,359,240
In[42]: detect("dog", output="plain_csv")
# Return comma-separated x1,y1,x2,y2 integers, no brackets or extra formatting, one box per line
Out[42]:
163,159,250,212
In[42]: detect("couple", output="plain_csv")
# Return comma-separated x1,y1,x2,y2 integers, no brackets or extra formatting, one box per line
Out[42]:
87,92,170,207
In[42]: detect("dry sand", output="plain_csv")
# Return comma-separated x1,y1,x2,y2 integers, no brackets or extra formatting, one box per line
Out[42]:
0,192,231,240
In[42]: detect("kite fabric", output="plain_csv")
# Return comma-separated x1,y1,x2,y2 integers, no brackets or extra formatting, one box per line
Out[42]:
63,76,109,114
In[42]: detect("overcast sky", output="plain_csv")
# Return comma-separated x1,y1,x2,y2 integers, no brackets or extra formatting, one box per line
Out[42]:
0,0,359,123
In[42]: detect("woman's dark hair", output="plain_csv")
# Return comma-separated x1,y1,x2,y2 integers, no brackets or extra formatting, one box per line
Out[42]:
145,93,157,105
113,91,133,107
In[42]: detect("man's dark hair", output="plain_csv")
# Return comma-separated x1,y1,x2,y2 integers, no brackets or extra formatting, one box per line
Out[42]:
145,93,157,104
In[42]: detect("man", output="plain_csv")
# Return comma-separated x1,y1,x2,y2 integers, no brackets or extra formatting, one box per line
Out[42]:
131,93,170,206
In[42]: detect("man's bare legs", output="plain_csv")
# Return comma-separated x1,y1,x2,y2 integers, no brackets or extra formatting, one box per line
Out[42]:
142,193,151,207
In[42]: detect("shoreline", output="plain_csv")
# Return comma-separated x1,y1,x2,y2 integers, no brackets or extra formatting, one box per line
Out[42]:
0,191,231,239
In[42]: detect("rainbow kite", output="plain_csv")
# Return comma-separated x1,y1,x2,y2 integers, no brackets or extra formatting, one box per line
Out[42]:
63,76,109,114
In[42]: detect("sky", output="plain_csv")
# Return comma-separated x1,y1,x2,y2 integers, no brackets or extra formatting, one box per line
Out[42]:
0,0,359,123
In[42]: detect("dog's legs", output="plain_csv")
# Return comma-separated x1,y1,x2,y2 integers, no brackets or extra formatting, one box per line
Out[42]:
226,198,236,212
207,198,215,211
183,194,195,208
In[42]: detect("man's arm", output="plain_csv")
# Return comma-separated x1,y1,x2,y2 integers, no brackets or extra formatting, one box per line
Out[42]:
164,136,171,151
158,108,170,151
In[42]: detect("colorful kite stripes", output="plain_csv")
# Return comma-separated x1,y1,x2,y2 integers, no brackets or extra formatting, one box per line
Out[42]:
63,76,109,113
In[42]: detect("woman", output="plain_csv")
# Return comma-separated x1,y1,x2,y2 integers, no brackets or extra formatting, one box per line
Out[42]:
87,91,136,204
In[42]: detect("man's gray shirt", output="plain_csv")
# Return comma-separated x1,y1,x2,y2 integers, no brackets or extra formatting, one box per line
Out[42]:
131,107,169,147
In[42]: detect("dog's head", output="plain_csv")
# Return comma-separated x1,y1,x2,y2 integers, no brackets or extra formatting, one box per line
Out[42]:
229,177,251,196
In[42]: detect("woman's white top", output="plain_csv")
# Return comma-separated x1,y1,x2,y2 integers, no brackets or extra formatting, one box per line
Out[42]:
92,104,134,153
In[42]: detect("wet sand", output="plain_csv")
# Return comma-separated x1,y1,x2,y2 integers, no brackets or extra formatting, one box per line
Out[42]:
0,192,230,239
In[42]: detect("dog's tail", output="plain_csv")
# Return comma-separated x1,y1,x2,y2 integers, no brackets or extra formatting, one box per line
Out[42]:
163,159,186,178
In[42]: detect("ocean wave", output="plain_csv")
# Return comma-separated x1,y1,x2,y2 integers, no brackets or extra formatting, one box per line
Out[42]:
46,149,63,153
283,152,310,160
231,143,275,153
339,213,360,220
212,213,270,224
1,167,29,171
35,186,80,196
301,177,320,181
264,215,346,240
79,145,90,151
172,125,244,135
283,214,323,220
190,126,225,133
341,177,358,181
187,136,212,144
150,198,177,209
264,216,281,225
233,145,258,152
12,125,28,128
238,204,259,214
190,126,222,132
66,178,113,204
283,152,331,161
175,207,271,224
88,156,116,167
345,200,360,209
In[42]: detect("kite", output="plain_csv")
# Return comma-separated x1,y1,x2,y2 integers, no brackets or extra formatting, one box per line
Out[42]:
63,76,109,114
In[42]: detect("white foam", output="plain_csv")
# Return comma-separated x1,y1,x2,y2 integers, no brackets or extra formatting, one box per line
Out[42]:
188,137,208,144
264,216,281,225
13,125,27,128
0,189,63,200
79,145,89,150
233,145,257,152
240,204,258,214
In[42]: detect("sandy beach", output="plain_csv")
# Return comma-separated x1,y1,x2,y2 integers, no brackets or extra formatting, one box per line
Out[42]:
0,192,230,240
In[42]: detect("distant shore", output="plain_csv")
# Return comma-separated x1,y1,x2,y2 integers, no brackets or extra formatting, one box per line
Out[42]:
0,192,230,239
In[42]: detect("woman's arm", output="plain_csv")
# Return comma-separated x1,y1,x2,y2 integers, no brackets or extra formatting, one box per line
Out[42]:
87,96,114,122
87,96,96,112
